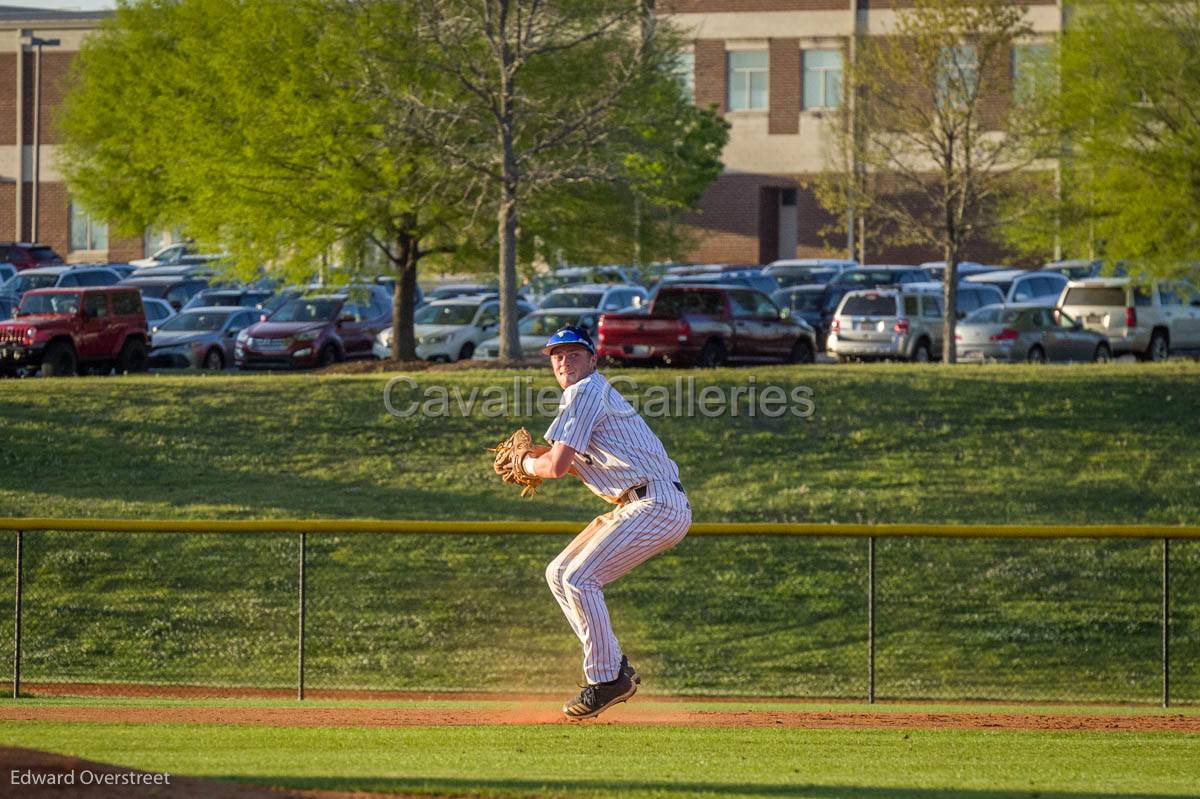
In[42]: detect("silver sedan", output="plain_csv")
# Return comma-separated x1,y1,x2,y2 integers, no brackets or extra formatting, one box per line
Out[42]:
957,304,1112,363
149,307,259,370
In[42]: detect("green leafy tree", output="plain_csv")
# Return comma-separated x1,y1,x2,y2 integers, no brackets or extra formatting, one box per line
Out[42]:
1007,0,1200,278
816,0,1054,362
59,0,472,360
381,0,722,359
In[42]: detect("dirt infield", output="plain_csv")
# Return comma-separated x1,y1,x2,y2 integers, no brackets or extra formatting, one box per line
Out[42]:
3,701,1198,732
0,747,438,799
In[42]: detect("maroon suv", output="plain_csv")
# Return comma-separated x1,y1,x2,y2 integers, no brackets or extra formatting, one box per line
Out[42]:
0,287,149,376
235,285,391,369
0,243,63,271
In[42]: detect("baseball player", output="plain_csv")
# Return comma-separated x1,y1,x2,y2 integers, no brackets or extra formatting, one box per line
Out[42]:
515,324,692,719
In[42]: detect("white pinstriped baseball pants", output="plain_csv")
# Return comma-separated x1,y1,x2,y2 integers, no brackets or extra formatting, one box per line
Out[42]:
545,480,691,684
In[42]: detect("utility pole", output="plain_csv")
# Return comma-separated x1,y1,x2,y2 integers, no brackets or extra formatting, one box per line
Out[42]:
846,0,858,259
26,36,60,243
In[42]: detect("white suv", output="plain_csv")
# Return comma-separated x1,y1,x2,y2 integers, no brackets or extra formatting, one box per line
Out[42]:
374,294,534,362
537,283,647,313
1056,278,1200,361
827,283,944,362
965,269,1068,305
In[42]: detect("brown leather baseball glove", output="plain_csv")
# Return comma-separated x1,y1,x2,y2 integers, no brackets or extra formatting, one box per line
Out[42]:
489,427,543,498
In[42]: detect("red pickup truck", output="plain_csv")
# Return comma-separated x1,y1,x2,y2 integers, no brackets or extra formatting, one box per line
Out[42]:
597,284,817,367
0,287,149,376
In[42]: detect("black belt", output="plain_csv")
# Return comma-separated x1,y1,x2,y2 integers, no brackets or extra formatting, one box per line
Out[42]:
623,481,685,502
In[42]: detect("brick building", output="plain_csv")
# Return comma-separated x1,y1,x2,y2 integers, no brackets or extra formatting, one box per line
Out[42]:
0,2,1063,269
661,0,1065,265
0,4,147,264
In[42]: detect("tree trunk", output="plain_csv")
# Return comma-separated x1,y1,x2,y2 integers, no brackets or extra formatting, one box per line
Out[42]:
498,189,521,361
496,9,522,362
942,240,958,365
392,231,418,362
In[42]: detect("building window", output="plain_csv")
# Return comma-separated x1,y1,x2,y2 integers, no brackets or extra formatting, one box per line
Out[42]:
727,50,768,111
803,49,843,109
69,202,108,252
1012,43,1052,104
936,44,978,109
673,51,695,103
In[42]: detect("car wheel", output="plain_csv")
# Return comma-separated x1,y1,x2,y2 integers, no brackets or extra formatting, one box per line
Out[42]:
1093,343,1111,363
319,345,338,366
697,339,726,368
117,338,149,374
458,342,475,361
41,341,77,378
1146,330,1169,362
1027,345,1046,364
788,338,815,364
203,347,225,370
911,339,932,363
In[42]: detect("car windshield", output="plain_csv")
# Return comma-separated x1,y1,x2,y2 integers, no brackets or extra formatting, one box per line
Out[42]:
144,302,170,322
541,290,604,308
158,310,231,332
652,290,722,316
260,291,297,315
776,291,824,312
415,303,477,326
17,293,79,315
823,288,850,312
963,306,1002,324
6,273,60,294
983,280,1014,297
193,293,244,307
998,309,1037,326
520,313,593,336
1062,287,1125,307
842,295,897,316
774,270,835,288
272,298,341,323
835,270,905,287
431,285,492,300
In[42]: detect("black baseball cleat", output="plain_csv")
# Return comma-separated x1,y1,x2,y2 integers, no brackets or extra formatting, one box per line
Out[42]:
620,654,641,685
562,671,637,720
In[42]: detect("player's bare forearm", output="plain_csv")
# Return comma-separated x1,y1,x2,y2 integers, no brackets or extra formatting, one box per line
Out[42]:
527,442,576,479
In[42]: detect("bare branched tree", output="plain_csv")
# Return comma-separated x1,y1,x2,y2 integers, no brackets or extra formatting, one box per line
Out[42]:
820,0,1056,362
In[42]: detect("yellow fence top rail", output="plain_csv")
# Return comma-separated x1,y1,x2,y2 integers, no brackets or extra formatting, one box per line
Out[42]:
0,518,1198,539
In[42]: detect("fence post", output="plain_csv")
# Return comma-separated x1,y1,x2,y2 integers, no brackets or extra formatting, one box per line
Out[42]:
298,531,306,701
868,535,876,704
1162,537,1170,709
12,531,22,700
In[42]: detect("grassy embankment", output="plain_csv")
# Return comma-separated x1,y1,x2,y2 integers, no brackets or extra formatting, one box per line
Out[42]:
0,364,1197,700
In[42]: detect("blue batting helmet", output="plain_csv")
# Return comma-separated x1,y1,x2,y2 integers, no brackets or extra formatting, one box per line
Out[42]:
541,324,595,356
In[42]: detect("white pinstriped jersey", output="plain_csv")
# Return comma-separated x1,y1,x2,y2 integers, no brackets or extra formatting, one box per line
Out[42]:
544,371,681,502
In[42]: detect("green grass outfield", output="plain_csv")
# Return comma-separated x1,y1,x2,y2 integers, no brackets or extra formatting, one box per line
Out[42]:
0,364,1198,701
2,697,1199,798
1,363,1198,524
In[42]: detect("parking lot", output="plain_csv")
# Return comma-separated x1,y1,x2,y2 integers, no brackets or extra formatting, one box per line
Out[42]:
2,254,1199,378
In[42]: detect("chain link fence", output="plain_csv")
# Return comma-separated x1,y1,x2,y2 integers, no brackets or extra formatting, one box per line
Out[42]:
3,527,1197,704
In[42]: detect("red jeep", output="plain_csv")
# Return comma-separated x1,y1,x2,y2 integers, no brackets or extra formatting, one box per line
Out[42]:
0,287,149,376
